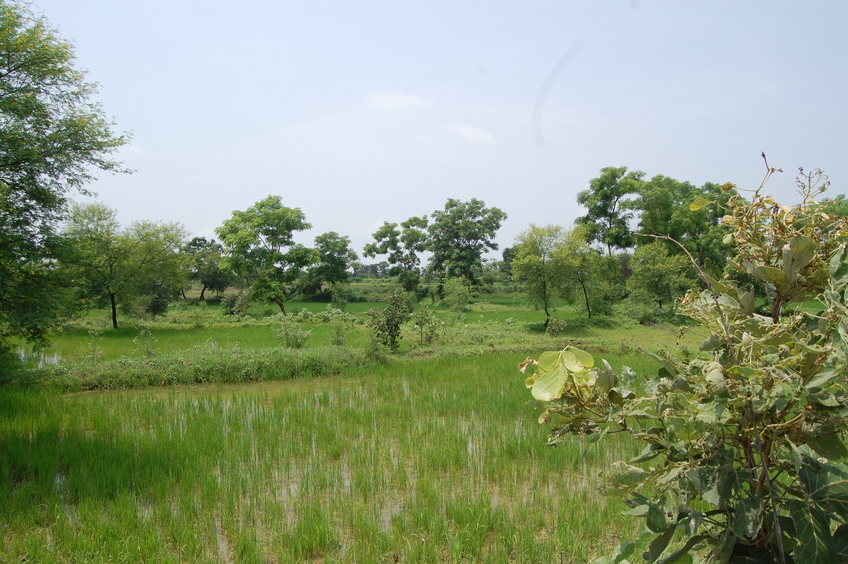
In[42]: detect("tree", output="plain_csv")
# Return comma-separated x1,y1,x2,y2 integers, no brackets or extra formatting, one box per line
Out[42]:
311,231,358,307
63,203,188,329
215,196,314,314
363,216,429,291
427,198,507,284
631,175,734,268
575,166,644,255
626,240,692,308
0,1,128,350
511,225,571,324
313,231,357,287
181,237,231,301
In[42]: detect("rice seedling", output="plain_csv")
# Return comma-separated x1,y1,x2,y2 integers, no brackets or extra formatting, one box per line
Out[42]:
0,350,655,562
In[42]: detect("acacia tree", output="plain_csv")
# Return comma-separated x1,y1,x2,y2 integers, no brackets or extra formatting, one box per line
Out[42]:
575,166,644,255
363,216,428,291
215,196,314,314
0,1,128,350
427,198,507,284
63,203,188,329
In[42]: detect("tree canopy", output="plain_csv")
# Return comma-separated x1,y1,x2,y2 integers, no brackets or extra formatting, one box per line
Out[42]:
575,166,643,255
62,203,188,329
215,195,314,314
427,198,507,283
0,1,128,349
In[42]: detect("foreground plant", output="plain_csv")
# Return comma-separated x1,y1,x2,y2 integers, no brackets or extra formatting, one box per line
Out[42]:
524,165,848,562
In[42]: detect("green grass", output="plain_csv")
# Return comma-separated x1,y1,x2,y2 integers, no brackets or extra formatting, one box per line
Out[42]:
0,352,650,562
0,292,702,561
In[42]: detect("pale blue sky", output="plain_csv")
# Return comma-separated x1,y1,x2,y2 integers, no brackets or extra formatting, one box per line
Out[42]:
37,0,848,257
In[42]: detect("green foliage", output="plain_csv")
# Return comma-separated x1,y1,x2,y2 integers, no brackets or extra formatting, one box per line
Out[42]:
576,166,644,255
216,195,314,313
442,277,472,313
626,241,693,309
545,316,566,336
527,170,848,563
62,203,189,329
367,290,412,351
511,224,572,322
312,231,358,287
181,237,232,300
428,198,507,283
271,314,312,349
220,289,254,317
363,216,428,291
410,305,442,345
0,1,128,349
632,175,734,268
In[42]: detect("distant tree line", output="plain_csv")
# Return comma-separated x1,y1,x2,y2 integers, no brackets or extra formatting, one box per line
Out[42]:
3,0,845,352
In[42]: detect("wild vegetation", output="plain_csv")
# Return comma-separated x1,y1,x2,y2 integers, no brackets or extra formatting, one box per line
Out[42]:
2,1,847,562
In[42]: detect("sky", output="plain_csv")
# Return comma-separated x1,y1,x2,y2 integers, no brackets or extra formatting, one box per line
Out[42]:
34,0,848,260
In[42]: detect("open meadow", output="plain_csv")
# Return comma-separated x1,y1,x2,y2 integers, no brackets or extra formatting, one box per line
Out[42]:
1,296,690,562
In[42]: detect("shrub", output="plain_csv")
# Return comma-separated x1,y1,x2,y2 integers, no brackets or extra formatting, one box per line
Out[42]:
271,314,312,349
367,290,412,351
221,289,253,317
524,167,848,562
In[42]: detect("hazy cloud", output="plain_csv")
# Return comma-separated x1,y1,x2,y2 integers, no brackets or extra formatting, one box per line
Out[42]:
445,124,496,145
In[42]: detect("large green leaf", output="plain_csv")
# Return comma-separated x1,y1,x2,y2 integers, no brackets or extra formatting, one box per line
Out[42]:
568,346,595,369
646,524,676,562
788,235,818,272
537,350,561,373
730,493,763,540
531,364,568,401
754,265,788,291
689,196,711,211
790,500,838,564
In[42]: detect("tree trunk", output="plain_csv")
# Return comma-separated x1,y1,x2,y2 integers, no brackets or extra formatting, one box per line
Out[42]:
199,285,207,301
578,277,592,319
272,297,286,314
109,292,119,329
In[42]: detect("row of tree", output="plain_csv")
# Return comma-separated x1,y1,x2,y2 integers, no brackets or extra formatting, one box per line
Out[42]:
53,195,507,330
3,0,846,352
509,165,847,326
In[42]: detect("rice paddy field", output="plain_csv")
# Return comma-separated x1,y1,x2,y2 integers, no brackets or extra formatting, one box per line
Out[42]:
0,297,687,562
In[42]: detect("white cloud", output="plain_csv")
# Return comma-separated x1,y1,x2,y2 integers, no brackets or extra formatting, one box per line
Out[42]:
445,124,496,145
370,92,431,110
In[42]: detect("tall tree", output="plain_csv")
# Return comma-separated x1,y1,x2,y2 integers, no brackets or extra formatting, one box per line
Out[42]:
363,216,428,291
575,166,644,255
215,196,314,314
311,231,358,300
511,225,571,324
63,203,188,329
427,198,507,284
631,175,733,268
0,1,128,349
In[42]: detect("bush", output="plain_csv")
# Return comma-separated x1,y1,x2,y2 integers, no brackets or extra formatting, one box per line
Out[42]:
367,290,412,351
221,289,253,317
271,315,312,349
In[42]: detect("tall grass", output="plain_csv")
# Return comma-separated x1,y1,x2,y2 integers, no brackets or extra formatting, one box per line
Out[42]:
0,352,652,562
